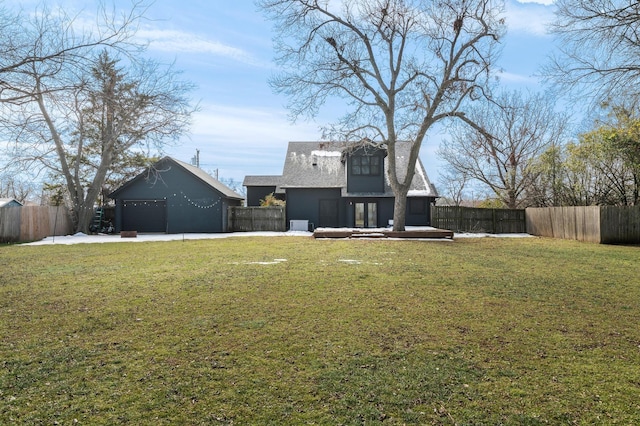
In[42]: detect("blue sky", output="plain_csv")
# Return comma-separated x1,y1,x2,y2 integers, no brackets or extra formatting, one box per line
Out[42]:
9,0,559,188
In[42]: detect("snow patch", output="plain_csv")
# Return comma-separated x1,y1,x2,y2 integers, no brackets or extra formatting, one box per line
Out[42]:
230,259,288,265
22,227,533,246
338,259,382,265
311,150,342,157
24,231,312,245
407,190,433,197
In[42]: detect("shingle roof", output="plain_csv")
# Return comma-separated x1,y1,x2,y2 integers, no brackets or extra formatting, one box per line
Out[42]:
274,141,438,197
280,141,348,189
109,157,244,200
170,158,244,200
242,175,284,194
242,175,280,186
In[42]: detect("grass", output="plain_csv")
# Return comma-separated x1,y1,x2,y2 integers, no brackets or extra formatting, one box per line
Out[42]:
1,236,640,424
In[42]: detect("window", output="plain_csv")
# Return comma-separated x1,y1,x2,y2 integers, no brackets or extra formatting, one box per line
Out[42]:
352,155,380,176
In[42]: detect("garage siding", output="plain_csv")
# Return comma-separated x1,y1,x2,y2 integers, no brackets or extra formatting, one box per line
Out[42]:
122,200,167,232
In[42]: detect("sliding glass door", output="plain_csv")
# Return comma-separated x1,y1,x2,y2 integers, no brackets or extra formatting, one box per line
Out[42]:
354,202,377,228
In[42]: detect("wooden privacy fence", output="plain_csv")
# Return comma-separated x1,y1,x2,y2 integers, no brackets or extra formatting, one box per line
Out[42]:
0,205,73,243
227,206,286,232
431,206,526,234
526,206,640,244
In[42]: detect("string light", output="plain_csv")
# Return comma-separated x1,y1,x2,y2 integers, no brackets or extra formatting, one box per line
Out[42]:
122,193,223,210
177,190,222,209
123,200,166,207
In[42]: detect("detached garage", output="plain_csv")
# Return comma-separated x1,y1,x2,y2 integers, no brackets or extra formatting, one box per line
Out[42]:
109,157,244,234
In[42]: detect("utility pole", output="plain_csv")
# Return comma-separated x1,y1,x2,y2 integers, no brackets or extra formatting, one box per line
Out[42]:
191,149,200,168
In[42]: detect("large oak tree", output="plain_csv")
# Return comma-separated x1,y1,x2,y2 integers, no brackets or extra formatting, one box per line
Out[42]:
258,0,505,230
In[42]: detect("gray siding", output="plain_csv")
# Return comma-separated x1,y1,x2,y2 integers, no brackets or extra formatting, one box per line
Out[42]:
344,197,394,228
286,188,343,229
346,149,385,193
406,197,434,226
112,159,241,233
285,190,433,228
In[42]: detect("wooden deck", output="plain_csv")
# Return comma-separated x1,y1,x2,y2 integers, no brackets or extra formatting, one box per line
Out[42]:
312,228,454,239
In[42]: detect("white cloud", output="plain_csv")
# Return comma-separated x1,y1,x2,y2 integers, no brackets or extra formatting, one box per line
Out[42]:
506,0,555,36
190,104,320,145
495,70,540,85
136,29,260,66
169,103,323,180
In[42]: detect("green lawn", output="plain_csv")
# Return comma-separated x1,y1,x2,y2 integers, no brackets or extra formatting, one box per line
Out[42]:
1,236,639,424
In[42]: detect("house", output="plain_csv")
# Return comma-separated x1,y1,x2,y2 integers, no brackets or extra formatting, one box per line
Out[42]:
243,141,438,229
109,156,244,233
0,198,23,208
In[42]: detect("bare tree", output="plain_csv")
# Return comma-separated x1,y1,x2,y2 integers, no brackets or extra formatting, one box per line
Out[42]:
0,174,37,203
438,90,569,208
0,2,195,232
437,167,469,206
219,177,246,197
546,0,640,104
258,0,505,230
1,2,143,101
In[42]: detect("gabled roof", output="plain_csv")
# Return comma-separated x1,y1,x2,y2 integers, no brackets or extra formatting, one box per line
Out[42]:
0,198,23,208
109,156,244,200
266,141,438,197
242,175,285,194
280,141,348,189
242,175,280,186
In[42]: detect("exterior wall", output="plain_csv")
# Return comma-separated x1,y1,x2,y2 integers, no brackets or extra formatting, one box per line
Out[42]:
343,197,433,228
346,148,385,193
380,198,396,226
286,188,343,229
112,164,234,233
285,191,433,229
405,197,434,226
246,186,277,207
344,197,394,228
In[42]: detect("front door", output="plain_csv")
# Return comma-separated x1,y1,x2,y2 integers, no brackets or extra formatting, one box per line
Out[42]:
355,202,377,228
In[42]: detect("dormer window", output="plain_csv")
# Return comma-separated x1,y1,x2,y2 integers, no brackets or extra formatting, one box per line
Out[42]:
351,155,381,176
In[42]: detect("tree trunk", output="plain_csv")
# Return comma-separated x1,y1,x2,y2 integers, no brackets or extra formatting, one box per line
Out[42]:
75,151,114,233
392,187,409,232
76,203,96,234
387,140,419,232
